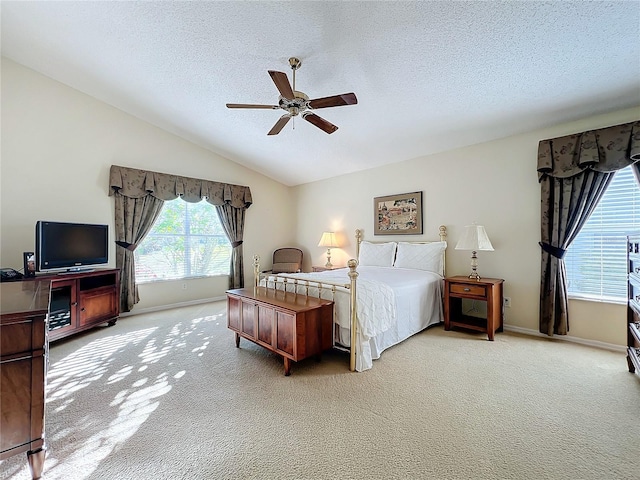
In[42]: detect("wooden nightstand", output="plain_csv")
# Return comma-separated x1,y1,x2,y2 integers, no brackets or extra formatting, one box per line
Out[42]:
444,276,504,341
312,265,342,272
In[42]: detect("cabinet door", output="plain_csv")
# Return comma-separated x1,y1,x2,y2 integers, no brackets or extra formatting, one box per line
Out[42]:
0,357,33,453
275,310,296,358
227,296,241,332
241,300,256,339
256,304,275,347
78,287,117,326
0,324,45,457
48,279,77,339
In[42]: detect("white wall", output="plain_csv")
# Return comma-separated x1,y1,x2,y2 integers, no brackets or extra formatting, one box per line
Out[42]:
3,57,637,345
293,106,640,347
0,58,295,310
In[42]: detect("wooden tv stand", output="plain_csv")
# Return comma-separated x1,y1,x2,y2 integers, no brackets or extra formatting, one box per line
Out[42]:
37,268,120,342
226,287,333,376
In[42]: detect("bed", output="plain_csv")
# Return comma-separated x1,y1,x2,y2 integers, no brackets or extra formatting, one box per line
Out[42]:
255,226,447,372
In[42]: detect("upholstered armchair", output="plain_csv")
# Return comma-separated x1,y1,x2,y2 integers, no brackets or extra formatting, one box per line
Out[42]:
264,247,303,274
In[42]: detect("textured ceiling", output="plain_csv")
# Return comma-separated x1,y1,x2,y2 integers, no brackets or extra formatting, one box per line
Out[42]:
2,1,639,186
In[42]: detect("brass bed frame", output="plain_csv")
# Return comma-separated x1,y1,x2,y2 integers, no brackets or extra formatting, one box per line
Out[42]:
254,226,447,371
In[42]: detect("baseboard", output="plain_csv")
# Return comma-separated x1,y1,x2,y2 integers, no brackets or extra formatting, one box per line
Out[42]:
120,296,227,317
503,325,626,353
121,302,626,354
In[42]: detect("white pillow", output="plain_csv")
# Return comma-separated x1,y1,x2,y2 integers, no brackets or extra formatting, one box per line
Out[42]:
394,241,447,274
358,241,397,267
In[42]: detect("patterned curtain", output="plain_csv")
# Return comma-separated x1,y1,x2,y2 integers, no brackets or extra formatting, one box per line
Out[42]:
215,203,246,289
537,120,640,336
114,193,164,312
109,165,252,311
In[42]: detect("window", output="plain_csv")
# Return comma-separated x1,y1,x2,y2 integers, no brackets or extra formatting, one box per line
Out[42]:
135,199,231,282
565,165,640,302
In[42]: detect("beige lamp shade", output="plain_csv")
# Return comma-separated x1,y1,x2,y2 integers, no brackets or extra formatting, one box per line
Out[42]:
318,232,338,248
455,224,494,280
318,232,338,268
455,224,494,251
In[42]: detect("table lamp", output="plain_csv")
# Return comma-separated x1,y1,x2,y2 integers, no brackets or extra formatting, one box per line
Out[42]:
318,232,338,268
455,224,494,280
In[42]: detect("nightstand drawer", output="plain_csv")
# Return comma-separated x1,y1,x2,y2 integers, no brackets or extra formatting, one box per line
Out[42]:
450,283,486,297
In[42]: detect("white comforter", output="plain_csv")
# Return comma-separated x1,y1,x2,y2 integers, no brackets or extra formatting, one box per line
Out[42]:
263,266,443,371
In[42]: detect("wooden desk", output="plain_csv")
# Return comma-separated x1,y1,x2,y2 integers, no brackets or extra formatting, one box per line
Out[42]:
1,280,51,479
226,287,333,375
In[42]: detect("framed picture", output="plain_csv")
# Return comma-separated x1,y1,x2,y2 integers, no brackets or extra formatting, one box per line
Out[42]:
374,191,423,235
23,251,36,277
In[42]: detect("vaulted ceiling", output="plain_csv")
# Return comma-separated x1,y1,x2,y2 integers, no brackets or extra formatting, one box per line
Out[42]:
2,1,639,186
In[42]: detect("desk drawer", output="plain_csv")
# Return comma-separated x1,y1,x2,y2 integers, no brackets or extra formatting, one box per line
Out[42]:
450,283,486,297
0,316,45,357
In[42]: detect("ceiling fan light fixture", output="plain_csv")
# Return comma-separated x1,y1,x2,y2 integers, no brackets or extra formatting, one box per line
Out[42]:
289,57,302,70
226,57,357,135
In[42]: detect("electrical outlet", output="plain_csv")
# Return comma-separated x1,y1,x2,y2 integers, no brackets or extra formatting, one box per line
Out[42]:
504,296,511,308
182,283,187,290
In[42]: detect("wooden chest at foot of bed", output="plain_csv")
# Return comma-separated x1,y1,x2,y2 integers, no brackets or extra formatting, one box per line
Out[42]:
226,287,334,376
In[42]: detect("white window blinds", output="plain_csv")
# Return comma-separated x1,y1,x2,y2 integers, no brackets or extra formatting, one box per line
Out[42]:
565,165,640,302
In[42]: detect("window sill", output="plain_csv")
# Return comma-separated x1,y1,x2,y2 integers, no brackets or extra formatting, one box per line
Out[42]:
567,294,626,306
137,274,229,285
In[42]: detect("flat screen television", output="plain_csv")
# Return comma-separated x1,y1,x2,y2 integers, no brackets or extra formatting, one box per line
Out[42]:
36,221,109,273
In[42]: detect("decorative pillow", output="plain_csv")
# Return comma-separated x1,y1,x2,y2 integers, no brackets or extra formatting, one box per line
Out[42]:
271,262,300,274
394,241,447,274
358,241,397,267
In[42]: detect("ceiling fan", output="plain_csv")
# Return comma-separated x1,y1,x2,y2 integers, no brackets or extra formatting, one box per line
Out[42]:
226,57,358,135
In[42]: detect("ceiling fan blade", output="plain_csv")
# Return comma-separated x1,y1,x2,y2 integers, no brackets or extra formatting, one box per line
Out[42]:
302,113,338,134
268,70,294,100
226,103,279,109
267,115,291,136
308,92,358,109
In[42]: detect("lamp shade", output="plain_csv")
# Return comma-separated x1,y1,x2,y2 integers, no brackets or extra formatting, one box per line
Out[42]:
318,232,338,248
455,225,494,251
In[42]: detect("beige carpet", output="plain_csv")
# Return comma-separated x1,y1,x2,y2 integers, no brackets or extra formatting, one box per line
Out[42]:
2,301,639,480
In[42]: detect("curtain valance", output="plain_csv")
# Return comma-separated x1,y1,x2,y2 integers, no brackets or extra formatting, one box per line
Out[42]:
109,165,252,209
537,120,640,180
